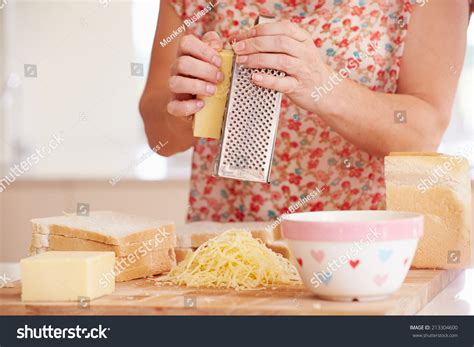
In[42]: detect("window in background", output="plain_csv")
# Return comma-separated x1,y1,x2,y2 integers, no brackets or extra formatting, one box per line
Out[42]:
438,19,474,172
0,0,191,181
0,1,472,181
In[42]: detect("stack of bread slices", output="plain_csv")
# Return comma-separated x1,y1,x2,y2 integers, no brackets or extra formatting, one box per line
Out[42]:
28,211,176,282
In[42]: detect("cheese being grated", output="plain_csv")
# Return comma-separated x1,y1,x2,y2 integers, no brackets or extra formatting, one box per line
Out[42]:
155,229,301,290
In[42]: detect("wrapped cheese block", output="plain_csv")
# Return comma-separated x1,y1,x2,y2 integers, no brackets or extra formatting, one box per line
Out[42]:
385,152,472,269
193,49,234,139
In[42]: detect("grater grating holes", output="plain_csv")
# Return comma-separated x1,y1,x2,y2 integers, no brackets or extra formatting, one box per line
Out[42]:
222,65,284,172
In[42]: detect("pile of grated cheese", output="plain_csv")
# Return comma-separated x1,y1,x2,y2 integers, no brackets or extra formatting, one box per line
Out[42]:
155,229,301,290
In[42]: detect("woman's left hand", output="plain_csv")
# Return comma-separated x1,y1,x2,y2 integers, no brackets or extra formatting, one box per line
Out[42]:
232,21,332,113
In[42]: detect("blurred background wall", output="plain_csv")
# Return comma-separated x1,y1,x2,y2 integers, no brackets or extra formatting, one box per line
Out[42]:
0,0,473,263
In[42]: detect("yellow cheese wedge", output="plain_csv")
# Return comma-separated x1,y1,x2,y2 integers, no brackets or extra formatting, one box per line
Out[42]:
21,251,115,301
193,49,234,139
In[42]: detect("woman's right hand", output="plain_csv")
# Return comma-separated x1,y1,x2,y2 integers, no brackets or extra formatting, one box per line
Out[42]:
167,32,224,122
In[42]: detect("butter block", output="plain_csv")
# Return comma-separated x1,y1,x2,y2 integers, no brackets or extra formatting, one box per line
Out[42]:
193,49,234,139
385,152,472,269
21,251,115,301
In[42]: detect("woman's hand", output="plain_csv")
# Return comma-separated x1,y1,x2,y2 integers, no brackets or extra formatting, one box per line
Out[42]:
232,21,332,114
167,32,224,123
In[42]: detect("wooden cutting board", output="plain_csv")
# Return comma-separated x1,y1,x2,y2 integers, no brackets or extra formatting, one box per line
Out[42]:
0,269,461,315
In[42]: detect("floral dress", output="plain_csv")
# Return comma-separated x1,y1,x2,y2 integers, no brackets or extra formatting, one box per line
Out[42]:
168,0,413,222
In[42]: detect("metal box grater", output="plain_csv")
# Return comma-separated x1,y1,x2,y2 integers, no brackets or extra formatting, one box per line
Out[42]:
214,15,284,183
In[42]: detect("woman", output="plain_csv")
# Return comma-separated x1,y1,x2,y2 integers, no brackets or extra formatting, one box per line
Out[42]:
140,0,470,222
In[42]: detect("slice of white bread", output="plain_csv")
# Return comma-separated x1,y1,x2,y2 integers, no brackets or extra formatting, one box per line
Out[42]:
30,233,175,257
272,225,283,241
385,152,472,269
31,233,49,248
267,241,291,259
174,248,194,263
29,245,48,256
176,221,276,248
113,247,176,282
31,211,174,245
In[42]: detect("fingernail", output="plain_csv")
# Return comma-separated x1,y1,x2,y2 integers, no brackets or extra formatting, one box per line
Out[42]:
197,100,205,108
233,41,245,52
216,71,224,81
211,55,221,67
236,55,248,64
252,74,263,82
206,84,216,95
210,42,221,50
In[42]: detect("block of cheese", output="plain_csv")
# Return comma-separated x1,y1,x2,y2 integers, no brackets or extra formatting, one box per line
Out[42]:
193,49,234,139
385,152,472,269
21,251,115,301
176,221,276,248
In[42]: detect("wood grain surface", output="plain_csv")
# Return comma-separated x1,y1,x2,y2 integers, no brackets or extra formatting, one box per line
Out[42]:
0,269,462,316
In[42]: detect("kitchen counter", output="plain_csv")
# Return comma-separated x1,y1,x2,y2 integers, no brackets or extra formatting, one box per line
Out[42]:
1,263,472,315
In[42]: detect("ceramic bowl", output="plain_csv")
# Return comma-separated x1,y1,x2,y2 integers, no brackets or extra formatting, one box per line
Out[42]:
282,211,423,301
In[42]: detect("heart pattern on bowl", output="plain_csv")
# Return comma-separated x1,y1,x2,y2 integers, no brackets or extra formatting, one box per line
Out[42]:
319,272,332,285
349,259,360,269
310,250,325,263
296,257,303,267
305,247,412,290
373,274,388,287
378,249,393,263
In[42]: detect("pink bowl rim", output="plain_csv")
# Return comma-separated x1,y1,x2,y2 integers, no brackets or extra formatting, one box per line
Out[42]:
282,210,424,242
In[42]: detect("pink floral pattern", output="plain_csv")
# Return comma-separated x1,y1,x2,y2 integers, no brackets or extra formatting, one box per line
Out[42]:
168,0,413,222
